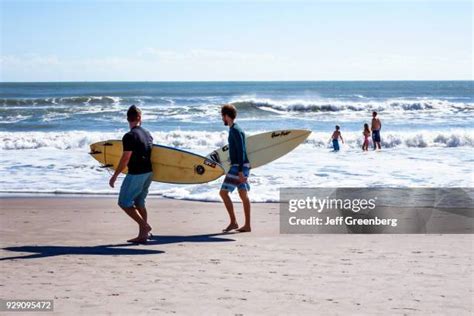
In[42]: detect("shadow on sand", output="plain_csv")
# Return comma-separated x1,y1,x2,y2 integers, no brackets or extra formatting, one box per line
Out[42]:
0,233,235,261
146,233,236,245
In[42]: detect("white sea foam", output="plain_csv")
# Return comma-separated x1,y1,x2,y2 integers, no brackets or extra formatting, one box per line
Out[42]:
0,115,32,124
1,129,473,202
230,97,473,114
1,129,472,151
304,130,474,148
0,145,472,202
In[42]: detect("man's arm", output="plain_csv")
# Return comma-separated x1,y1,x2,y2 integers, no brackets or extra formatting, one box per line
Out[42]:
109,151,132,188
232,130,246,171
231,129,246,182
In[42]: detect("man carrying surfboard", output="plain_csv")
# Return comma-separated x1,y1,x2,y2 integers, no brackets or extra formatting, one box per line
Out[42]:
109,105,154,243
219,104,252,232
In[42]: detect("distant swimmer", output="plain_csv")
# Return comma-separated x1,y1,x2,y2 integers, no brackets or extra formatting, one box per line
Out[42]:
330,125,344,152
362,123,371,151
371,111,382,150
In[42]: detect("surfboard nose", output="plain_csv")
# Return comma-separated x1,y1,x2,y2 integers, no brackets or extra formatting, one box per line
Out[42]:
302,129,312,139
296,129,312,137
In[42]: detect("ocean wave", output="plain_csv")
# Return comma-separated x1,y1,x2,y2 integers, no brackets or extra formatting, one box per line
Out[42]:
0,95,222,108
0,96,122,107
0,96,222,122
304,131,474,148
0,130,473,151
230,98,473,113
0,115,32,124
0,130,228,150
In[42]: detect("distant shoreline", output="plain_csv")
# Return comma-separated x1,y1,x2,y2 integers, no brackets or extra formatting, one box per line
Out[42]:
0,193,277,203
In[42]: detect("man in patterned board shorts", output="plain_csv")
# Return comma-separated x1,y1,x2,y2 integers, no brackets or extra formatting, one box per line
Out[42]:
109,105,154,243
219,104,252,233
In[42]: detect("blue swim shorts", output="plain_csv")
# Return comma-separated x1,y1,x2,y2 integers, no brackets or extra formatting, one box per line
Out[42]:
118,172,153,208
372,129,381,142
220,164,250,193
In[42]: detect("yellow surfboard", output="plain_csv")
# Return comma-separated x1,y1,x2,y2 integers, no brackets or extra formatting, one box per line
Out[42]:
89,140,224,184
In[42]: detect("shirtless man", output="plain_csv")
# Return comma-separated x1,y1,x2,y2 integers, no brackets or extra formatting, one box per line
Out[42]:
371,111,382,150
331,125,344,152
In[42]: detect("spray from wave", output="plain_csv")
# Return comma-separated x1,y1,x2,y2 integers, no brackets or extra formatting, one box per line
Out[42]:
230,97,473,113
1,130,472,151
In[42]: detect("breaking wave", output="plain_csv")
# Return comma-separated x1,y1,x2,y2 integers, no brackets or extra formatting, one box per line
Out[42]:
0,96,122,107
230,98,473,113
1,130,472,151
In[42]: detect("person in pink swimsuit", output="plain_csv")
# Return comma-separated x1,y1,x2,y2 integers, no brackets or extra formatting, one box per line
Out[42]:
362,123,370,151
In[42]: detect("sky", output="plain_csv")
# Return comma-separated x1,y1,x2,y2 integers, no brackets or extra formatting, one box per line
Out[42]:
0,0,472,81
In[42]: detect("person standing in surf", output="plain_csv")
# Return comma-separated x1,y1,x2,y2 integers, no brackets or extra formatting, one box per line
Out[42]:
371,111,382,150
109,105,154,243
331,125,344,151
362,123,371,151
219,104,252,233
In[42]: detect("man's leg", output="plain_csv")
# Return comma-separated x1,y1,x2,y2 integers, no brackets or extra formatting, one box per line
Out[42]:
220,189,238,232
136,206,147,223
119,205,151,242
373,131,381,150
133,172,153,238
136,205,152,237
237,189,251,232
119,205,145,224
119,173,151,243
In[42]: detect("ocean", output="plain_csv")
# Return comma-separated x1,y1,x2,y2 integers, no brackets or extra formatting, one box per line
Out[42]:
1,81,472,201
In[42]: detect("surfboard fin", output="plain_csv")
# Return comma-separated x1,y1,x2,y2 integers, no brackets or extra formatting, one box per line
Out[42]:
100,164,113,168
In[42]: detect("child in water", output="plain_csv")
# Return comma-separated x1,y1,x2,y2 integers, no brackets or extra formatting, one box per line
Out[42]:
362,123,370,151
331,125,344,151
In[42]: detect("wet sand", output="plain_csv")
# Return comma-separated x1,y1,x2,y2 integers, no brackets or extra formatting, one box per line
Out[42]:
0,197,472,315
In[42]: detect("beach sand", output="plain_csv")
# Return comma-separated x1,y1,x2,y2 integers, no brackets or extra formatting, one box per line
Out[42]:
0,197,472,315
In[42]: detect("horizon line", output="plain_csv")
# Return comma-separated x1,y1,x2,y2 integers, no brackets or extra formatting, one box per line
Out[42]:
1,79,472,84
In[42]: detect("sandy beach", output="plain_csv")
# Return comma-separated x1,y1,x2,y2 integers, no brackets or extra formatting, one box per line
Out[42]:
0,197,472,315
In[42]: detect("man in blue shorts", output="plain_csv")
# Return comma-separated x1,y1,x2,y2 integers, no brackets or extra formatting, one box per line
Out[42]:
371,111,382,150
109,105,154,243
219,104,252,232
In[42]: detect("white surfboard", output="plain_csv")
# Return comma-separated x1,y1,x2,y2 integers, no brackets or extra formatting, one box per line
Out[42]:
207,129,311,172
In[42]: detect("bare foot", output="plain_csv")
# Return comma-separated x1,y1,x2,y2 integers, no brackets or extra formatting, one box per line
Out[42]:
127,225,152,243
222,222,238,232
127,236,148,244
143,224,152,235
236,226,251,232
